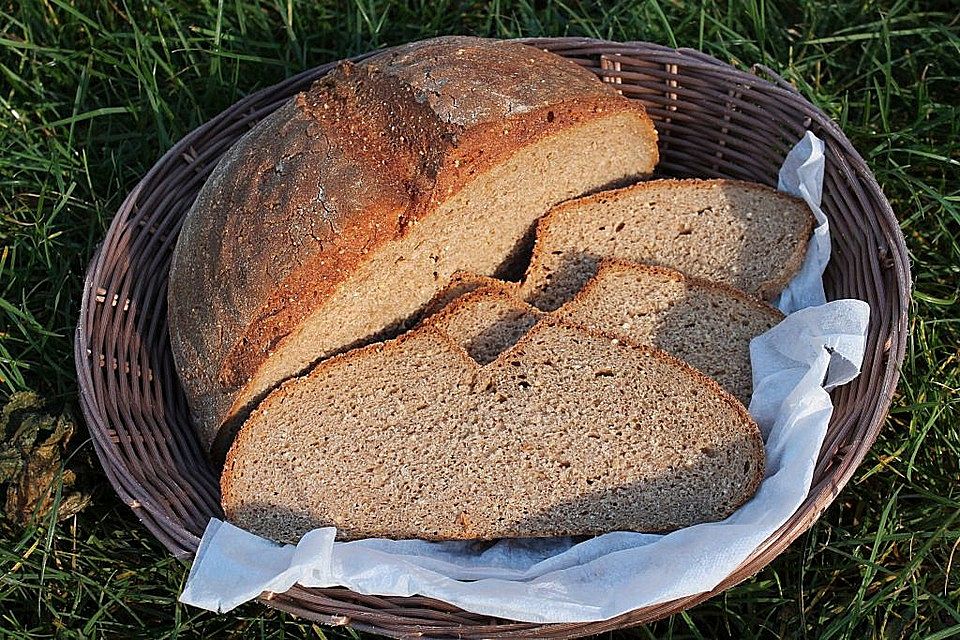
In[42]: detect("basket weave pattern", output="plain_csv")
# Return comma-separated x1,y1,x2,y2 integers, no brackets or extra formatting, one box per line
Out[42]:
75,38,910,638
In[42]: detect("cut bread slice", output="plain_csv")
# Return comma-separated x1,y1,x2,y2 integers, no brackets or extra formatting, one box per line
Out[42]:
222,320,764,543
520,178,814,310
556,259,783,405
420,283,539,364
419,272,511,319
422,260,782,403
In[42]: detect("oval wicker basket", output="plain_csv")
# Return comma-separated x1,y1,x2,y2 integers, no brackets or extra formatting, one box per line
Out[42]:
75,38,910,638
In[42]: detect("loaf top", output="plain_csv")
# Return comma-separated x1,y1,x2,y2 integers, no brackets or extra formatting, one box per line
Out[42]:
363,37,621,128
167,36,656,450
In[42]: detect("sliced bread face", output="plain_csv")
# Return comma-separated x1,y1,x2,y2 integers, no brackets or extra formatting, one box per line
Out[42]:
418,271,512,319
556,259,784,405
520,178,814,310
420,281,538,364
421,259,783,404
222,320,764,544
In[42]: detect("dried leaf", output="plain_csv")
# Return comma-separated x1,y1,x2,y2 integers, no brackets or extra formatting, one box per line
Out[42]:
1,392,91,525
0,445,20,484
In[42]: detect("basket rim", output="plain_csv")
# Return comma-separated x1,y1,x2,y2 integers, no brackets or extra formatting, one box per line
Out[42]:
74,35,911,638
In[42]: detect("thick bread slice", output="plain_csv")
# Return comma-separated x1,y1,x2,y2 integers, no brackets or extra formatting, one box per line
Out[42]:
168,36,659,457
425,260,782,403
556,259,783,404
222,321,764,543
520,179,814,310
421,284,540,364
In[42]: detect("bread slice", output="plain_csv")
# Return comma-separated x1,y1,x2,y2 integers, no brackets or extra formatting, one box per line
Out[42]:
418,271,511,319
420,284,539,364
222,320,764,543
168,36,659,458
556,259,783,405
424,260,782,404
520,179,814,310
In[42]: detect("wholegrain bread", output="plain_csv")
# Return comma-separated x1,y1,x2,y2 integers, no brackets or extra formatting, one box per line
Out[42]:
419,272,510,319
420,282,537,364
222,321,764,543
168,36,659,458
521,179,814,310
425,260,783,403
556,259,783,404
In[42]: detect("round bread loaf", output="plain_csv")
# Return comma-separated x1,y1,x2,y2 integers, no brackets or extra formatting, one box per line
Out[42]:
167,36,659,457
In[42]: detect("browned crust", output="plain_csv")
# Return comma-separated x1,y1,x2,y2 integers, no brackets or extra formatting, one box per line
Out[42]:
222,316,765,534
563,257,785,323
524,178,815,302
169,36,658,453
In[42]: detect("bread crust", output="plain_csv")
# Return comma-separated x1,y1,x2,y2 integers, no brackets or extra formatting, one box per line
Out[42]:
168,36,658,452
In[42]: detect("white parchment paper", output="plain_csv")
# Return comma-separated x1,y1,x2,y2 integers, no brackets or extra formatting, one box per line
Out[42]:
179,132,871,623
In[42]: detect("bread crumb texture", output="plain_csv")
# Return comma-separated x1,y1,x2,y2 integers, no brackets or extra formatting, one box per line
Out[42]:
222,321,764,543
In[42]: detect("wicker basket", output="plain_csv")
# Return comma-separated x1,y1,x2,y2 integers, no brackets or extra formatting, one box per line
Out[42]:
75,38,910,638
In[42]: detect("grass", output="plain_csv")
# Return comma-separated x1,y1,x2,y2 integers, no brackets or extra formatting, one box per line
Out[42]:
0,0,957,637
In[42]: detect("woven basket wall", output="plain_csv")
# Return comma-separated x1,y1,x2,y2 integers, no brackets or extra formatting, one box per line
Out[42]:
75,38,911,639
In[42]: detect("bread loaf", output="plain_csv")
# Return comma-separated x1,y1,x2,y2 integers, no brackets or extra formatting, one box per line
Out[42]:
521,178,813,310
168,36,659,457
222,320,764,543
